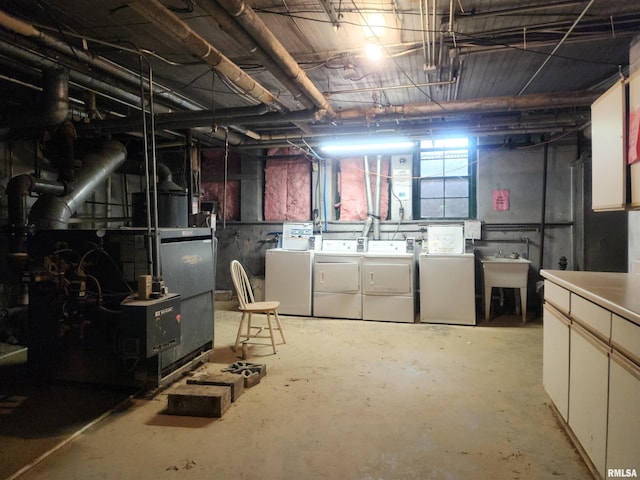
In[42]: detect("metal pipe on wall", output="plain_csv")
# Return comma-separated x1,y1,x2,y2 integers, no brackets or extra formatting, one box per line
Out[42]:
539,144,549,271
362,155,373,237
374,155,382,240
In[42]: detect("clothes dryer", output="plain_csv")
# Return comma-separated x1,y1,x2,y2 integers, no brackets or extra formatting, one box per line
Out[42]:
361,240,416,323
313,240,363,319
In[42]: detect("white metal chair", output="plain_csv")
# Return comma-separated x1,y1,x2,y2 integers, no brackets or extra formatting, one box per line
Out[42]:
230,260,286,359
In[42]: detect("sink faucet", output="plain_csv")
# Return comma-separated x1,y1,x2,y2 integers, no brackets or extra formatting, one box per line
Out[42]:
497,249,503,258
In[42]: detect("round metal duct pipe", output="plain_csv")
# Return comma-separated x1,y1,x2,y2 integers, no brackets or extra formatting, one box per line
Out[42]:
29,140,127,229
0,68,68,128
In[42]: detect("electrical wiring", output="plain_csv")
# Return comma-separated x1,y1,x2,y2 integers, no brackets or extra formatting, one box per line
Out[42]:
349,1,443,107
255,5,634,69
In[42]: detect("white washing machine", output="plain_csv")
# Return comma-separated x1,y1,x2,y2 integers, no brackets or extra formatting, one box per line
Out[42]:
361,240,416,323
313,239,363,319
419,253,476,325
265,248,314,316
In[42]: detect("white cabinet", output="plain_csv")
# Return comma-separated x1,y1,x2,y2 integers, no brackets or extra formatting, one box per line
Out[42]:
607,351,640,472
607,314,640,473
568,323,610,479
543,304,570,420
265,249,313,316
419,254,476,325
591,79,626,211
542,271,640,480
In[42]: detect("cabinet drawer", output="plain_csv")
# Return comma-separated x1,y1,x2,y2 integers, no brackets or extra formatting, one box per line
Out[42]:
570,293,611,341
544,281,570,314
611,314,640,364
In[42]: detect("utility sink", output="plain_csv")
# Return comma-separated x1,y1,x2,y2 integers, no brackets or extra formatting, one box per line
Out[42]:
481,256,530,263
480,256,531,323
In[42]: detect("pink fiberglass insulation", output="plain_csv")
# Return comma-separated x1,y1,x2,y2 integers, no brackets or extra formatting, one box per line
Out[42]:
338,157,389,221
201,180,240,221
264,156,311,221
200,148,240,220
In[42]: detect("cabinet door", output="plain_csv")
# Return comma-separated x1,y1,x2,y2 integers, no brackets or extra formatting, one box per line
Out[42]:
569,323,610,478
591,79,626,211
543,304,570,420
607,351,640,473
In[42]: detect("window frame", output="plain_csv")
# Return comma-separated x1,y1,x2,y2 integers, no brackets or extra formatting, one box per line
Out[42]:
414,137,476,220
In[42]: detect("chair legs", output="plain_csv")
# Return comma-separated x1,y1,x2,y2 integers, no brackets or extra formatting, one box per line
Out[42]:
233,310,286,357
234,312,249,353
273,311,286,344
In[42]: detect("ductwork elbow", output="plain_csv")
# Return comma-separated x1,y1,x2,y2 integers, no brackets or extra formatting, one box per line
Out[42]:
29,140,127,229
156,163,184,192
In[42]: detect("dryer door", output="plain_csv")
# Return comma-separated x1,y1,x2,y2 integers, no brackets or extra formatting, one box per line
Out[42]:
362,262,412,294
314,262,360,292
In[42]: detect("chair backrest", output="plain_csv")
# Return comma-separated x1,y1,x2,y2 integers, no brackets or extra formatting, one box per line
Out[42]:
230,260,255,309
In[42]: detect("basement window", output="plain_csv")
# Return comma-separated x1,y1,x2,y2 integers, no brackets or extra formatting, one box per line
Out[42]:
418,137,474,219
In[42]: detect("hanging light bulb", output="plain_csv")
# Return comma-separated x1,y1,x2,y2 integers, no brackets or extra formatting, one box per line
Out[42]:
365,43,382,61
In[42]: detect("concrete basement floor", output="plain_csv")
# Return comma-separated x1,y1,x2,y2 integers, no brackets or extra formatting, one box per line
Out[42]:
2,301,590,480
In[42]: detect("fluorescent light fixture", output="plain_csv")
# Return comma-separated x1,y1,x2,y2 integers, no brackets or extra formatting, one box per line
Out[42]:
320,139,415,156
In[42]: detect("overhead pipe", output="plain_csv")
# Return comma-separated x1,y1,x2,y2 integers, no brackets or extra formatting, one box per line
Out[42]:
28,140,127,229
210,0,335,116
420,0,432,70
334,89,600,121
236,90,597,145
0,41,162,113
196,0,312,109
0,43,254,146
0,9,203,112
362,155,374,238
373,155,382,240
128,0,283,110
75,105,271,135
454,1,585,20
75,107,325,141
0,68,68,128
324,78,456,97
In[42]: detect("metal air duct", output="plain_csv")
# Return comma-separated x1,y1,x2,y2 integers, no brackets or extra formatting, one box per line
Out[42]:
0,68,68,128
0,10,201,112
28,140,127,229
